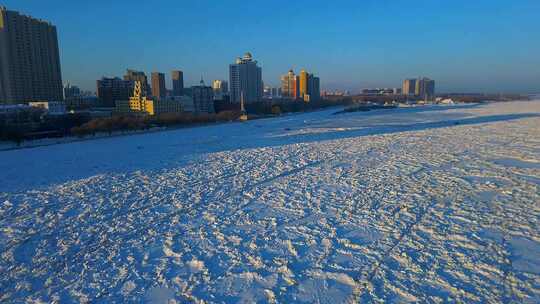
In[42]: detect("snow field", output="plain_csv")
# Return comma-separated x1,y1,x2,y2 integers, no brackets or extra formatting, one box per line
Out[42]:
0,101,539,303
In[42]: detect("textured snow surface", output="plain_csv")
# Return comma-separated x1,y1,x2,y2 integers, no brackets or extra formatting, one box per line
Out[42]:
1,101,539,303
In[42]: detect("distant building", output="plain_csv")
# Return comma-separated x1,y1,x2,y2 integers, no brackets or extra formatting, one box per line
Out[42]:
171,70,184,96
299,70,309,99
229,52,262,103
0,7,63,104
153,99,185,115
361,88,397,96
166,95,194,113
151,72,166,100
402,79,417,96
285,69,320,102
262,86,281,99
63,83,81,99
263,86,272,98
212,80,229,100
0,104,30,117
308,75,321,102
402,77,435,101
415,77,435,101
213,80,228,93
65,95,98,110
124,69,149,95
97,77,132,107
0,104,43,124
281,70,299,99
29,101,66,115
116,81,154,115
191,79,214,113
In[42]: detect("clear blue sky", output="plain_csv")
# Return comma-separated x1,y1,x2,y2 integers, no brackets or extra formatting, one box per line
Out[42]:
3,0,540,93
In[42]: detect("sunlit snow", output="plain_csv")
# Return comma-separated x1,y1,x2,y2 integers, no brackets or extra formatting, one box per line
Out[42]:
1,101,539,303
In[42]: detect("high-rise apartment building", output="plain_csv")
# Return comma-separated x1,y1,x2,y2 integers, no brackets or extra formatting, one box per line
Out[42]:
281,70,298,99
229,52,262,103
414,80,422,96
402,79,417,96
309,75,321,102
299,69,309,99
282,69,320,102
402,77,435,100
0,7,63,103
151,72,166,100
171,70,184,96
415,77,435,101
96,77,132,107
124,69,149,95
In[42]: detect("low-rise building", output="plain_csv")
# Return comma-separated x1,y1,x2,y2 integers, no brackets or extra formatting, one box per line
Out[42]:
166,96,194,113
0,104,30,114
116,98,153,115
97,77,132,107
65,96,98,110
116,81,191,116
115,81,153,115
28,101,66,115
154,99,184,115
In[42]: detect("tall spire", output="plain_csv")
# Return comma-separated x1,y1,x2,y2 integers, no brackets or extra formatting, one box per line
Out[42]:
239,90,248,121
240,91,245,112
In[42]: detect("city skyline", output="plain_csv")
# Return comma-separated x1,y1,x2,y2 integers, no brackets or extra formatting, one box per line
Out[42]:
1,0,539,93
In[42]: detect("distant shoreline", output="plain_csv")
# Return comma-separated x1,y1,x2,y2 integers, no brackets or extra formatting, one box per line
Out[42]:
2,99,537,152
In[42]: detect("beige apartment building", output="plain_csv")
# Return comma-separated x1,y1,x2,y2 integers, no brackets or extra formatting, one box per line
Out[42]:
0,7,63,104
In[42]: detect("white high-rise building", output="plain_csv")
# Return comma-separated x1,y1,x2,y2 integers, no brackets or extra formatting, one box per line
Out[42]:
229,52,262,103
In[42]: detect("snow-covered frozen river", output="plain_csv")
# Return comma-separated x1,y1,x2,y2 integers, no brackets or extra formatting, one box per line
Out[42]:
1,101,539,303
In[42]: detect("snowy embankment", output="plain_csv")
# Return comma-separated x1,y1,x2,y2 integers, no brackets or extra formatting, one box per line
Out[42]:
0,101,539,303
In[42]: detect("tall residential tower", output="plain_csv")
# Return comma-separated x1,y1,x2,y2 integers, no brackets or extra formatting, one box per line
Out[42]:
415,77,435,101
151,72,166,100
281,70,298,99
229,52,262,103
0,7,63,103
403,77,435,101
171,70,184,96
282,69,320,102
402,79,417,96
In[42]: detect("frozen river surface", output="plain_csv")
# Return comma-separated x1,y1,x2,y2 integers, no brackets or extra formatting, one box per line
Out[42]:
0,101,539,303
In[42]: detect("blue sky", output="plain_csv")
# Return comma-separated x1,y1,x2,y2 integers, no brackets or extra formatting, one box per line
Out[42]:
3,0,540,93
